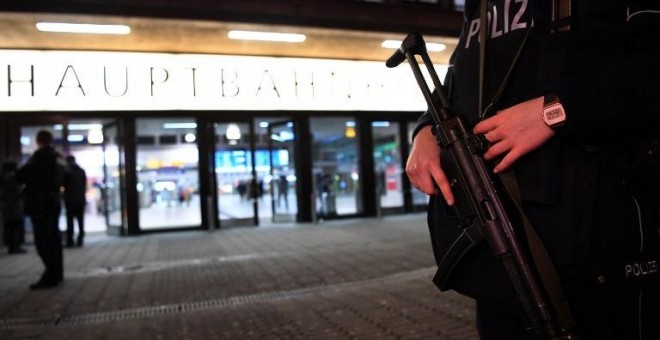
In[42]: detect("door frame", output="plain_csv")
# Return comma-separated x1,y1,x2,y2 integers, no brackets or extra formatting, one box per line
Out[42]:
101,121,128,236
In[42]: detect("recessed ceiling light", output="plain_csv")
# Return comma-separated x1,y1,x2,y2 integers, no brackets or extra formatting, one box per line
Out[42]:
381,40,446,52
163,122,197,129
36,22,131,35
67,134,85,142
228,30,306,43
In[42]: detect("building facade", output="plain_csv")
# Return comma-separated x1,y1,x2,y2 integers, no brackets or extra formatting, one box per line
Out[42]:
0,0,462,235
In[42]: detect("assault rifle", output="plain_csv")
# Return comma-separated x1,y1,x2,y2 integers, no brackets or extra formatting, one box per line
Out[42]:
386,33,576,340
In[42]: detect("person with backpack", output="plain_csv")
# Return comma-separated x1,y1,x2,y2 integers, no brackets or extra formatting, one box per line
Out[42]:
406,1,660,338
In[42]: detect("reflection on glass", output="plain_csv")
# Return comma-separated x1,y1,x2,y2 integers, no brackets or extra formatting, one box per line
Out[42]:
214,122,256,224
408,122,430,206
373,121,404,209
267,120,297,223
311,117,362,217
136,118,201,229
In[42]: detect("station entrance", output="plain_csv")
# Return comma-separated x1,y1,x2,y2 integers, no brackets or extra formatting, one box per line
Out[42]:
3,112,428,236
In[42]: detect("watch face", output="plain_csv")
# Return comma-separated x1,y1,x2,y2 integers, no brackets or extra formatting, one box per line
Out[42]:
543,103,566,127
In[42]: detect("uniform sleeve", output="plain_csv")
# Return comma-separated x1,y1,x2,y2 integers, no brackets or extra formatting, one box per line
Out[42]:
411,109,436,141
551,9,660,136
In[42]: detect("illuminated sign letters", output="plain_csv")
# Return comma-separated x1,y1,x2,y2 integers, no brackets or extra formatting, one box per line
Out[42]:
0,50,442,111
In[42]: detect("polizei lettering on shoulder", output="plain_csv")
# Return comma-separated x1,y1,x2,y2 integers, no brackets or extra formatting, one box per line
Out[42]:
464,0,533,49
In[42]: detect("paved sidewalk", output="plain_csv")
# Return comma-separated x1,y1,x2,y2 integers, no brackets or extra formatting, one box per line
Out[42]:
0,214,478,340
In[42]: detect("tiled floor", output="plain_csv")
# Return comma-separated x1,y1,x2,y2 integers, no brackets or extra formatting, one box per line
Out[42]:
0,213,478,340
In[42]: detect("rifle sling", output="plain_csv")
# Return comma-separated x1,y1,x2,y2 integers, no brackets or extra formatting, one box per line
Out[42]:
498,170,576,332
477,0,576,333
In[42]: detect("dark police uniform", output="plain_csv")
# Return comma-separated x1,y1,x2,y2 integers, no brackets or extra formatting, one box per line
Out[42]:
413,1,660,338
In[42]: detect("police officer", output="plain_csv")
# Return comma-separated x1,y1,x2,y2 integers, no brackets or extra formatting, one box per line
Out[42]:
407,1,660,339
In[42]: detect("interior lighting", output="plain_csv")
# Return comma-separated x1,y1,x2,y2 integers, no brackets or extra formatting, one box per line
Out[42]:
228,30,306,43
345,126,356,139
69,123,103,130
226,124,241,140
381,40,446,52
372,121,391,127
36,22,131,35
88,129,104,144
67,134,85,142
20,136,31,146
270,131,295,142
54,123,104,131
163,122,197,129
184,133,197,143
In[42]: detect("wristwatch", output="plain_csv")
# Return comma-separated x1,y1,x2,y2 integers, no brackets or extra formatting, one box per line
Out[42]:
542,93,567,130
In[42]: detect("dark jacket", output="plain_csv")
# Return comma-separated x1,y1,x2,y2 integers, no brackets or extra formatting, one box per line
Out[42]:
0,169,23,220
63,162,87,209
16,147,65,216
415,0,660,314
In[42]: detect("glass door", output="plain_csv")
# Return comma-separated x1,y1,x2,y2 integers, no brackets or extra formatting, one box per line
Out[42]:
372,121,404,214
102,123,126,235
66,119,112,235
310,117,363,218
213,121,257,227
134,118,202,230
267,120,297,223
407,122,430,208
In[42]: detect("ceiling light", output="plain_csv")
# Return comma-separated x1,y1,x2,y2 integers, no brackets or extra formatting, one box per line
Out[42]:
88,129,104,144
54,123,104,131
36,22,131,35
345,127,356,139
20,136,31,146
184,133,197,143
226,124,241,140
67,134,85,142
69,123,104,130
381,40,446,52
228,30,306,43
163,122,197,129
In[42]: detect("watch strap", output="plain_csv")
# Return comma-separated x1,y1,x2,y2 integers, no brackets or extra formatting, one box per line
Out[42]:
543,93,559,106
